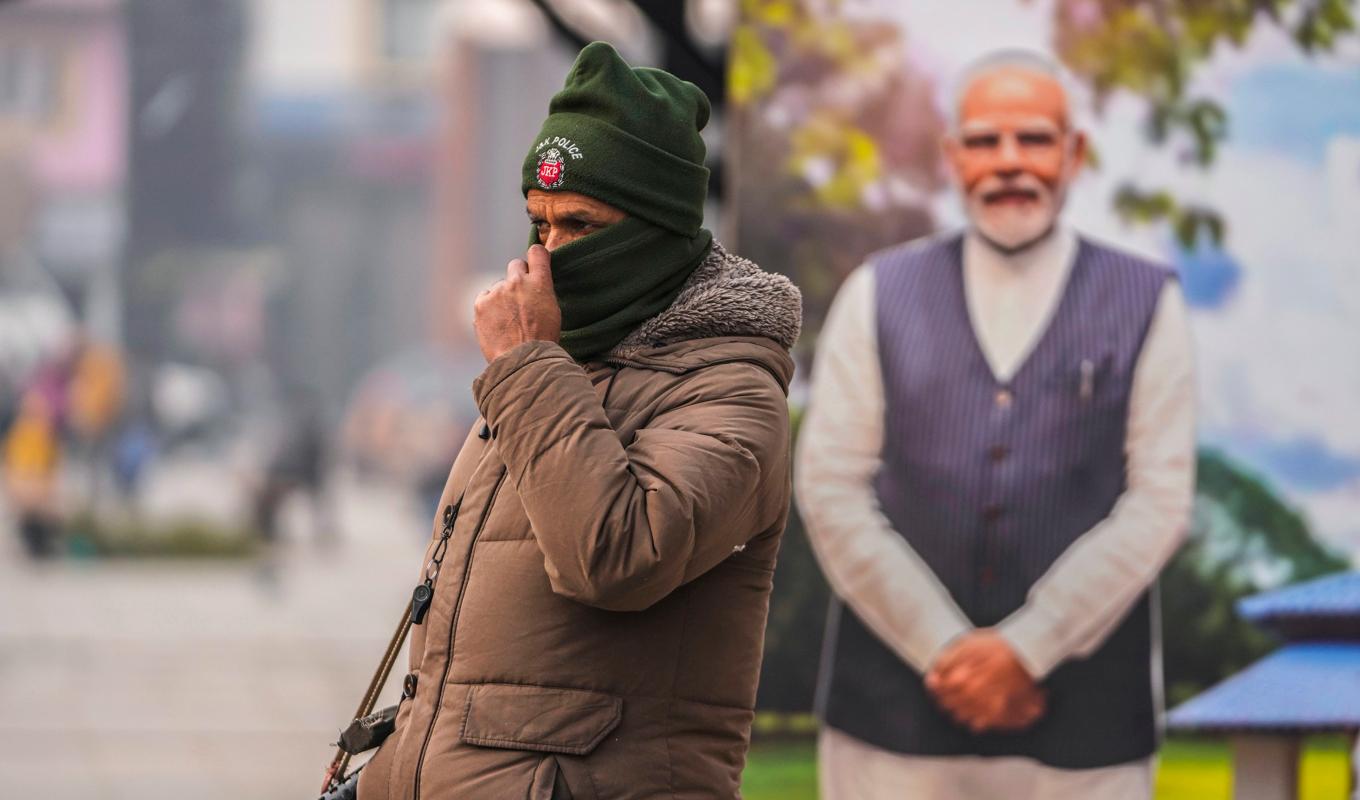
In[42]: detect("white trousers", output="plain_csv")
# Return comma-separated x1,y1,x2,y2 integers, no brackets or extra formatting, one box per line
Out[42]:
819,726,1154,800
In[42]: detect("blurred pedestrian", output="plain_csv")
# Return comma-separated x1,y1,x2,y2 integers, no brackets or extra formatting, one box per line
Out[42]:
798,50,1196,800
3,390,63,558
112,416,157,500
67,336,127,444
254,385,331,548
64,335,128,511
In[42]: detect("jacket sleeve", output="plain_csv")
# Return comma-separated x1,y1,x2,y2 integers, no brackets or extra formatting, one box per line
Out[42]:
473,340,790,612
796,266,973,674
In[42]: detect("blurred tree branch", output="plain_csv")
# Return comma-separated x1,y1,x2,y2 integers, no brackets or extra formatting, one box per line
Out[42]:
1049,0,1357,248
527,0,728,195
728,0,945,339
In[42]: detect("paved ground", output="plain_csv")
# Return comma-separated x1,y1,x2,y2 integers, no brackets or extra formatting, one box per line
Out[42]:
0,465,431,799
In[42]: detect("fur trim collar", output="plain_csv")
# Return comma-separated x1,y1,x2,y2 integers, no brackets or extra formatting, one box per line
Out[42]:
610,241,802,356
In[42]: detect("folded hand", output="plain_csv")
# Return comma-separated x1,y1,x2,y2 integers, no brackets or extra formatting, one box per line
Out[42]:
925,630,1046,733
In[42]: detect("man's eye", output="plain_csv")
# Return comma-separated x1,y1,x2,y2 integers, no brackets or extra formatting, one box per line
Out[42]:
963,135,999,150
561,220,605,235
1017,132,1057,147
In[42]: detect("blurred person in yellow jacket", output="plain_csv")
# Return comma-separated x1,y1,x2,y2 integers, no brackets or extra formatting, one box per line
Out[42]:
68,338,126,443
65,336,128,510
4,390,63,558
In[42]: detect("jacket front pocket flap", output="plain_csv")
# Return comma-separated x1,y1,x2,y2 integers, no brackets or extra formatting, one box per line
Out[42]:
460,683,622,756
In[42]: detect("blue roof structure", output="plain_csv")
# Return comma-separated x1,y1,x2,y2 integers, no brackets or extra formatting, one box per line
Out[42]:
1238,570,1360,641
1239,571,1360,622
1167,642,1360,733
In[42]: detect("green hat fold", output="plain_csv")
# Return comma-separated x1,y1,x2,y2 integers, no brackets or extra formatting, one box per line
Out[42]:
522,42,711,237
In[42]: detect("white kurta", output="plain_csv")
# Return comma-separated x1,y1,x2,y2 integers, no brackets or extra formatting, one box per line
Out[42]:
796,227,1197,800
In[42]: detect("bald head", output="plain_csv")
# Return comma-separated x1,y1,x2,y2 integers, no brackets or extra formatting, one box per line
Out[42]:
958,67,1070,133
943,53,1086,253
951,50,1070,129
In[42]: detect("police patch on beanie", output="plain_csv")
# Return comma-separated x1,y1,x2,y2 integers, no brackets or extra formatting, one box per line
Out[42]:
532,136,583,189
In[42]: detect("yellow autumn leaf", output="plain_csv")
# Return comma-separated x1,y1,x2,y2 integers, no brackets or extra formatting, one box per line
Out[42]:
729,26,778,106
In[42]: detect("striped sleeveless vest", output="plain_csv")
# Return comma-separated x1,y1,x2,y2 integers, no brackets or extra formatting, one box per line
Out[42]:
817,232,1172,768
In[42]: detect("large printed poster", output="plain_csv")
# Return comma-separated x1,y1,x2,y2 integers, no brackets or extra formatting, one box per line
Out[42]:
733,0,1359,707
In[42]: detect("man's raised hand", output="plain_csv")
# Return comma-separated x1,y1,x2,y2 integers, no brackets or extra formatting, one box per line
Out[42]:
474,244,562,363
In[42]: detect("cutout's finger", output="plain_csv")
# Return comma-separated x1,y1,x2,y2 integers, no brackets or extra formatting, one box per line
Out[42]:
930,680,968,710
932,644,981,683
506,258,529,281
931,657,959,683
943,664,975,687
933,685,977,718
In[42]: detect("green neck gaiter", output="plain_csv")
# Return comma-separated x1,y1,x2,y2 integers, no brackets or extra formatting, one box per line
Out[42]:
536,217,712,362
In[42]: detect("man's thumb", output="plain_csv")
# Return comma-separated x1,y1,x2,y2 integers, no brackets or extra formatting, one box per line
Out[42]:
526,244,552,282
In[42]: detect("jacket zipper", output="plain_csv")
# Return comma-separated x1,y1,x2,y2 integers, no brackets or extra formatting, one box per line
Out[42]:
412,466,507,800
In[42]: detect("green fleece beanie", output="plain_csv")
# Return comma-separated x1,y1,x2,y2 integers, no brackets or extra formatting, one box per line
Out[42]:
522,41,711,237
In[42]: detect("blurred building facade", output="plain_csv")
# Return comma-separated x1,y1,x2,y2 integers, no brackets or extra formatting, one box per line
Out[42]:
3,0,444,409
245,0,441,413
0,0,124,379
2,0,727,421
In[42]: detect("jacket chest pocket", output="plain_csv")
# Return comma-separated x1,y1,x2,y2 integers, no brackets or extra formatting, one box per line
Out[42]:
459,683,622,800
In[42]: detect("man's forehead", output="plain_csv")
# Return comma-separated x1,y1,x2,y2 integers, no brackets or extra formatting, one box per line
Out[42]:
958,67,1069,128
525,189,622,217
527,190,598,209
959,116,1063,135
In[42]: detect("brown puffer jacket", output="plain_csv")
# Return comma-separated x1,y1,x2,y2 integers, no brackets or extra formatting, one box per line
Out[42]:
357,242,801,800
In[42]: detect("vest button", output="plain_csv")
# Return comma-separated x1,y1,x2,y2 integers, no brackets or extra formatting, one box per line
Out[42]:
989,444,1010,462
994,389,1013,409
402,673,418,699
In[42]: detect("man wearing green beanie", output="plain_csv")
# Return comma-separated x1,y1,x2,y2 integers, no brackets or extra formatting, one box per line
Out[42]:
352,42,801,799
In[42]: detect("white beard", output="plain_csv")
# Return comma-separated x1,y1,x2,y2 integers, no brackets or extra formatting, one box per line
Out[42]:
967,194,1058,253
962,178,1066,251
